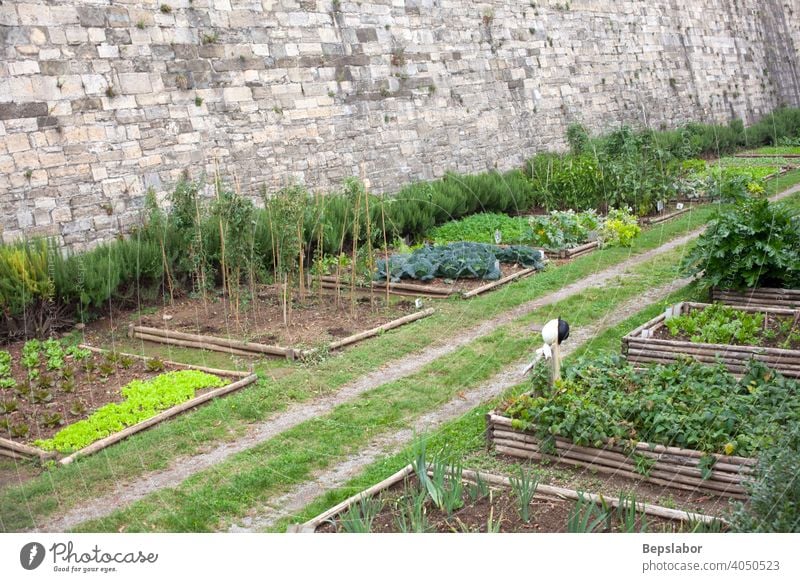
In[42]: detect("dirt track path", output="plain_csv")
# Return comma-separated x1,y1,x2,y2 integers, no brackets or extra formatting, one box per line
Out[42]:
36,183,799,532
227,276,692,532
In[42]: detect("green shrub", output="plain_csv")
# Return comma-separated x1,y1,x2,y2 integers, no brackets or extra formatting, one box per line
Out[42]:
729,429,800,532
599,207,640,247
35,370,226,453
0,240,54,316
682,198,800,290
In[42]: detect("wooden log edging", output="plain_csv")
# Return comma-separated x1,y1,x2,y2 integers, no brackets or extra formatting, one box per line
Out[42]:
621,302,800,378
640,207,691,226
290,463,722,532
712,287,800,311
129,325,308,360
0,437,54,461
552,240,601,260
462,268,537,299
486,413,751,499
316,275,456,299
328,308,435,350
59,373,258,465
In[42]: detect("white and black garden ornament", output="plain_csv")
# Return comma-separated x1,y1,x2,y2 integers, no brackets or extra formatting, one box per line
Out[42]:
522,317,570,378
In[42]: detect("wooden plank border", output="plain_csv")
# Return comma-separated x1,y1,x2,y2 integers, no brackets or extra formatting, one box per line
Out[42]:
621,302,800,378
290,463,722,532
486,413,752,500
712,287,800,311
0,437,54,461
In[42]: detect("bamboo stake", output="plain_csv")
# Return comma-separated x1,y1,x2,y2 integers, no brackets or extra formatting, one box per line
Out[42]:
60,374,258,465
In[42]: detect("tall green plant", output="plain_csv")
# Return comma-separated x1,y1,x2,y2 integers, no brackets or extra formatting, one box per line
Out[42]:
682,198,800,291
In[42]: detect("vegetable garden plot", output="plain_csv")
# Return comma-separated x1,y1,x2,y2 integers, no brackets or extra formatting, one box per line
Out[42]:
316,242,547,300
486,414,751,499
489,356,800,500
622,302,800,377
711,287,800,311
292,465,720,533
0,339,254,463
427,210,641,257
125,290,434,359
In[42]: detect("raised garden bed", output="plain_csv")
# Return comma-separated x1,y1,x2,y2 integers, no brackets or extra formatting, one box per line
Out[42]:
125,290,433,359
622,302,800,377
711,287,800,311
0,340,254,464
315,263,539,300
490,355,800,502
291,465,720,533
486,414,751,499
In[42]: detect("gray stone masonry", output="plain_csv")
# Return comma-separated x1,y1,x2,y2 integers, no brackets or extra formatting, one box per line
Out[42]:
1,0,799,249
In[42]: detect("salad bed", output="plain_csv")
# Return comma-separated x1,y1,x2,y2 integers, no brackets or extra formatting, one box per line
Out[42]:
623,302,800,377
0,337,253,461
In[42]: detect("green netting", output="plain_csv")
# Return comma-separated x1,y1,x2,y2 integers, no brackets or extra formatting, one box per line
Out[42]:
374,242,546,282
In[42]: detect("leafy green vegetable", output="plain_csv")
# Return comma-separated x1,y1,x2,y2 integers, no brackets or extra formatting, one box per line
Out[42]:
0,351,15,390
374,242,545,282
599,207,641,247
35,370,226,453
502,355,799,458
43,338,65,371
665,304,766,346
682,198,800,291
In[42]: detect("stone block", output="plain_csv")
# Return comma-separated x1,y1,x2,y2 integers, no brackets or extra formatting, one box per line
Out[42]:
0,102,48,120
118,72,152,94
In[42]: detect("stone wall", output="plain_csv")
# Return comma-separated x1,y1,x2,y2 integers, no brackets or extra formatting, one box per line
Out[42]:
1,0,799,249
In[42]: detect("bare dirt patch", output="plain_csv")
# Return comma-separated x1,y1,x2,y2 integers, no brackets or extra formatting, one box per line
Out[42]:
128,289,417,349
